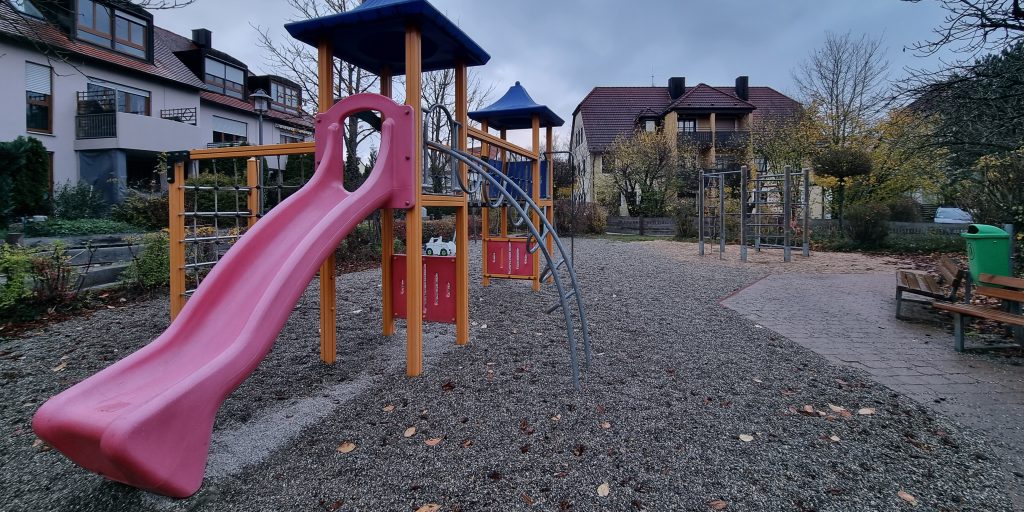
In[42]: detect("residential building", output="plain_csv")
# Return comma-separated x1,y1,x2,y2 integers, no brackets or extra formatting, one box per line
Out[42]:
571,76,802,205
0,0,311,203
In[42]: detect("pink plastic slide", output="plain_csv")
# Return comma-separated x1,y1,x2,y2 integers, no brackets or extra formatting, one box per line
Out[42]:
32,93,415,497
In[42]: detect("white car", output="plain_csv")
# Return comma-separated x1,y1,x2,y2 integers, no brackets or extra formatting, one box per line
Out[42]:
424,237,456,256
934,207,973,224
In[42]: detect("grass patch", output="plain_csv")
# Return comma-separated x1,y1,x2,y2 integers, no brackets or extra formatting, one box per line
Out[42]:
586,233,674,243
24,219,141,237
812,232,966,255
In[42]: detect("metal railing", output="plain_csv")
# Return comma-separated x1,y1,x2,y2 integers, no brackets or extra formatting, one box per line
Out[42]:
76,113,116,139
160,108,197,125
677,129,750,148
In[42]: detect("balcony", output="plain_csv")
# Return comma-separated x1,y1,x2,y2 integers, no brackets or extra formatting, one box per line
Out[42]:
677,129,750,149
75,91,200,151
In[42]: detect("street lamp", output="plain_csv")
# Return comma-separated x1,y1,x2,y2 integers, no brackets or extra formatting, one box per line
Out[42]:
250,88,272,215
250,88,271,146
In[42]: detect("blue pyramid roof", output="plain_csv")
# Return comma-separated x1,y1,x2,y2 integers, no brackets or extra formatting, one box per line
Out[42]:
469,82,565,130
284,0,489,75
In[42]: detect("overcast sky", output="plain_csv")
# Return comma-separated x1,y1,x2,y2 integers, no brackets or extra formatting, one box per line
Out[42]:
156,0,956,144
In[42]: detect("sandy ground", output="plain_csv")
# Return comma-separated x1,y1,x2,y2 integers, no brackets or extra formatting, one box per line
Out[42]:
645,240,906,274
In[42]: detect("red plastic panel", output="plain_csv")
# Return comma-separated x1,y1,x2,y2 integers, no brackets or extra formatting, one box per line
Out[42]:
507,238,535,278
485,240,509,275
392,254,457,324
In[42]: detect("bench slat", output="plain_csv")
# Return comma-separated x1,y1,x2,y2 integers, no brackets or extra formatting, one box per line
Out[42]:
938,256,958,284
974,286,1024,303
979,274,1024,290
934,302,1024,326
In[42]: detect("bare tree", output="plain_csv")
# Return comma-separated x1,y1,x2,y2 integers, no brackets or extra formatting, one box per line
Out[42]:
903,0,1023,57
420,68,494,192
793,31,890,147
607,129,678,223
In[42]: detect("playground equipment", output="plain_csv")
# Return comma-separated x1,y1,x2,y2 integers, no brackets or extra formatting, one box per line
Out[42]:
33,0,590,498
698,165,810,262
468,82,562,290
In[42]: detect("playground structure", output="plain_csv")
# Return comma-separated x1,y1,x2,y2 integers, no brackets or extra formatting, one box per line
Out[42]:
32,0,590,498
699,165,810,262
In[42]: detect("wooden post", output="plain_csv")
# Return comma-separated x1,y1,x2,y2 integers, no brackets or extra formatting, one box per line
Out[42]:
481,120,491,287
380,67,396,336
454,61,470,346
246,158,259,229
405,23,424,376
531,114,541,292
169,160,186,320
317,40,337,364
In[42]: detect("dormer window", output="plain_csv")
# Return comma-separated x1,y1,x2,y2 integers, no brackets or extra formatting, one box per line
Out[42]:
76,0,149,59
644,119,656,132
205,58,245,99
270,82,299,113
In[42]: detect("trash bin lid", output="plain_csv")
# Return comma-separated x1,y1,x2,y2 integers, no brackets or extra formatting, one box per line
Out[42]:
960,224,1010,239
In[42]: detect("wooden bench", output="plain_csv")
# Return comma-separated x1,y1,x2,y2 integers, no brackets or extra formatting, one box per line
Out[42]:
895,256,967,320
934,273,1024,352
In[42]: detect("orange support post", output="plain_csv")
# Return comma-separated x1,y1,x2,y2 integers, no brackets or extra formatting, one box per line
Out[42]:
405,22,424,376
454,61,470,346
246,158,259,230
317,40,337,364
169,160,186,320
531,114,541,292
380,67,396,337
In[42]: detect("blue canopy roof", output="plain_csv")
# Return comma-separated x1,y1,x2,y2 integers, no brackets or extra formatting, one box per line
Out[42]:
284,0,490,75
469,82,565,130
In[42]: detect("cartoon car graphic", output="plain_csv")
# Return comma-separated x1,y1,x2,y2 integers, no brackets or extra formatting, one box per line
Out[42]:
424,237,456,256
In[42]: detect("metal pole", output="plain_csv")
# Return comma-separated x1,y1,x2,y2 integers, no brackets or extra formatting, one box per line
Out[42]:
1004,223,1016,273
754,173,761,252
698,170,705,256
740,165,747,262
783,165,792,262
257,113,264,215
802,168,810,257
718,174,725,260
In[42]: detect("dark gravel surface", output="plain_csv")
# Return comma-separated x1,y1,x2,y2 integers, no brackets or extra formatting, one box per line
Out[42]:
0,238,1014,511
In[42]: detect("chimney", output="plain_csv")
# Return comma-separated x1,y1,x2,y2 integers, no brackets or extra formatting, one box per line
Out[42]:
735,76,749,101
192,28,212,48
668,77,686,100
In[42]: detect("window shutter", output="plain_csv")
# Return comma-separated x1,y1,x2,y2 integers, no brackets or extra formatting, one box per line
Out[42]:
25,62,51,95
212,116,247,137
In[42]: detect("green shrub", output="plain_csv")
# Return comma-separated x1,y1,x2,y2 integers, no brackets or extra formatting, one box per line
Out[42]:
0,243,81,322
884,233,966,254
53,182,108,220
30,243,78,305
111,191,169,231
25,219,139,237
123,232,170,289
0,244,35,320
185,172,248,218
335,222,382,263
0,136,51,226
844,202,890,248
555,199,607,235
668,198,698,239
886,197,923,222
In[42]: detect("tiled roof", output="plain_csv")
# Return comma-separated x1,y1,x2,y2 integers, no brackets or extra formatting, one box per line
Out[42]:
573,87,672,153
667,83,755,110
0,4,204,89
574,84,800,153
199,91,313,129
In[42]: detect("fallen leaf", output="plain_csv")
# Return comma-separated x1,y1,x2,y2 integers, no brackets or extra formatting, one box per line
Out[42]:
350,309,363,314
898,490,918,505
829,435,841,443
51,362,67,372
521,493,534,505
461,439,473,448
827,404,846,413
404,426,417,438
415,505,441,512
597,482,610,497
753,378,763,384
739,434,754,442
383,405,395,413
550,414,562,422
424,437,442,446
599,421,611,429
857,408,876,416
441,380,455,392
709,499,729,510
336,442,356,454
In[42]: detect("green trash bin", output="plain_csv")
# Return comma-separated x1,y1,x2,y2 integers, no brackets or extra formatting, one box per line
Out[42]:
960,224,1011,283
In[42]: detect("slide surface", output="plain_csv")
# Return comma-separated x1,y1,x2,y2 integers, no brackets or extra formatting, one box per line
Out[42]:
32,94,414,497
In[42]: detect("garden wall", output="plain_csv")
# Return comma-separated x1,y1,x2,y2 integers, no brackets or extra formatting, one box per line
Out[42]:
810,219,971,236
606,216,675,236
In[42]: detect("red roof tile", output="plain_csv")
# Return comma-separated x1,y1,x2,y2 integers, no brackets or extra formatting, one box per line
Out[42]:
667,83,755,110
199,91,313,129
0,4,204,89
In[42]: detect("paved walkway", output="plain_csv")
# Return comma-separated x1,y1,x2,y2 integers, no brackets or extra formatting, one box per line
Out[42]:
723,272,1024,509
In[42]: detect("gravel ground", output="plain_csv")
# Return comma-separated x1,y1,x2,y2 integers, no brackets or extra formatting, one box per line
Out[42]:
0,238,1014,511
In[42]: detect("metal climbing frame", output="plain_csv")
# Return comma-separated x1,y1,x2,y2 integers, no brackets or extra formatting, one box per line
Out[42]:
698,165,810,262
421,104,593,389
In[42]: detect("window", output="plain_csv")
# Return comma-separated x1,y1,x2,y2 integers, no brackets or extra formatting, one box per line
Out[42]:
86,81,150,115
270,82,300,112
644,120,656,132
280,133,302,144
678,119,696,132
212,116,247,144
205,58,245,99
76,0,149,59
26,62,52,133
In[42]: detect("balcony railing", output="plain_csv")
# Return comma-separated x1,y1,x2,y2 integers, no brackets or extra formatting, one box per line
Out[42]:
161,108,197,125
76,113,117,139
677,129,749,149
678,130,713,148
716,130,750,147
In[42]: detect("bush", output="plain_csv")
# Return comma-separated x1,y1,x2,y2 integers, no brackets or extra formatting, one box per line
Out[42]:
30,243,78,305
554,199,607,235
24,219,139,237
844,202,891,248
123,232,170,289
111,191,169,231
53,183,108,220
0,243,81,323
886,197,923,222
185,172,248,218
0,136,51,227
668,198,698,239
884,233,965,254
0,244,35,320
